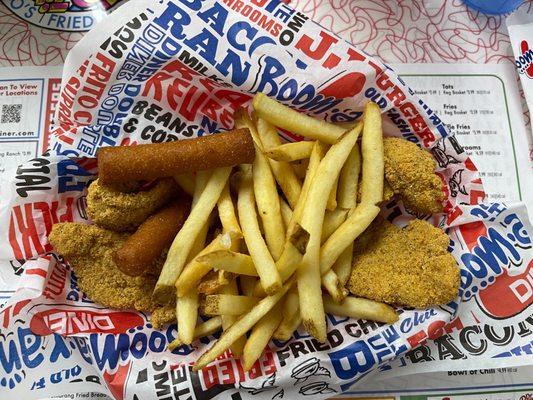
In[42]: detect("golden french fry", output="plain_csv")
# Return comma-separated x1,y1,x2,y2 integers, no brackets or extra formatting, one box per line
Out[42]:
177,290,199,345
178,172,208,342
193,279,293,371
265,141,314,162
175,231,241,297
197,270,234,295
322,227,353,303
272,286,299,341
217,183,241,234
333,243,353,288
326,175,339,211
253,93,345,144
238,111,285,259
220,280,246,356
323,295,398,323
201,294,259,316
237,166,282,294
291,158,309,180
320,203,380,275
338,143,361,210
273,313,301,342
243,303,283,371
186,171,211,262
239,275,258,297
279,197,293,229
288,224,310,254
168,316,222,351
297,124,362,342
155,167,232,304
252,141,324,298
252,137,285,260
253,243,303,297
197,251,257,276
256,118,302,208
286,141,327,239
360,102,384,205
174,173,195,196
234,108,262,149
322,270,346,304
321,209,348,243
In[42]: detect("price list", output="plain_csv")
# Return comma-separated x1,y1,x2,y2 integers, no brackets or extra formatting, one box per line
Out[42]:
399,72,527,205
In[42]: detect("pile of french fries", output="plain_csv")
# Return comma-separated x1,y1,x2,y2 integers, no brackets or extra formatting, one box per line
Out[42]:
155,93,398,371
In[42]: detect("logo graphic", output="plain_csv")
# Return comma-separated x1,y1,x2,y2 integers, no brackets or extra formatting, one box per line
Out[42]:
5,0,125,32
515,40,533,78
291,358,331,384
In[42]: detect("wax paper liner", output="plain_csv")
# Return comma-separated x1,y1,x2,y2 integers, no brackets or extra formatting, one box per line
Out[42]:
0,0,532,399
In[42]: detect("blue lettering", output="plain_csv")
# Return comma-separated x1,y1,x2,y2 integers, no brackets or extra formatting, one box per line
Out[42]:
57,159,91,193
183,29,218,66
256,56,285,95
50,334,70,363
216,49,251,86
178,0,204,11
91,333,130,370
504,214,531,245
329,340,376,380
0,339,22,374
154,3,191,41
227,21,258,52
475,228,520,272
130,332,148,359
149,331,166,353
197,3,228,35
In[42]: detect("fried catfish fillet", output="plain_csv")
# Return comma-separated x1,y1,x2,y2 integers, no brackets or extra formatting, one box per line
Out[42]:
87,178,177,232
49,222,175,328
348,218,459,308
384,137,444,214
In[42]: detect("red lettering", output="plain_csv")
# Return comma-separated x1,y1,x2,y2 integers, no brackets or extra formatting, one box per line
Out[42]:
11,204,45,259
201,364,220,389
347,47,366,62
446,205,463,225
322,53,342,69
179,86,208,121
74,110,93,125
386,86,407,107
262,351,277,375
242,4,252,16
142,71,173,101
407,329,427,348
295,31,338,61
376,73,394,91
250,0,267,6
444,317,464,334
167,77,192,110
247,360,262,379
9,199,74,259
233,0,244,12
214,90,251,110
271,23,282,37
258,14,273,31
201,98,223,123
470,189,485,205
219,360,235,385
95,52,116,75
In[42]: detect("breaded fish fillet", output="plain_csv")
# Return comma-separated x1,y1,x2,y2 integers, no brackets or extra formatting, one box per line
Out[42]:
384,137,444,214
49,223,175,328
348,218,459,308
87,178,177,232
